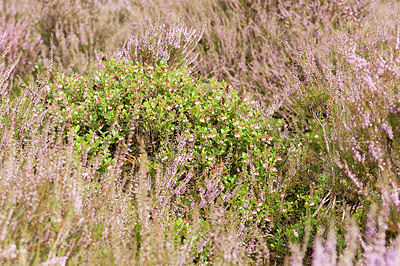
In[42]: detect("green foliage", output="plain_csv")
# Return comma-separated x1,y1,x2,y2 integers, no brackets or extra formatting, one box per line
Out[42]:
46,58,335,260
48,58,283,185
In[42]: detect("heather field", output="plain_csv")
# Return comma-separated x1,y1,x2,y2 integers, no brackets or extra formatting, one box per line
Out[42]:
1,0,400,265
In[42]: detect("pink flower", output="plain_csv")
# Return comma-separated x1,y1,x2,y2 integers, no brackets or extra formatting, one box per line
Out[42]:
208,133,216,139
297,141,302,147
259,136,272,144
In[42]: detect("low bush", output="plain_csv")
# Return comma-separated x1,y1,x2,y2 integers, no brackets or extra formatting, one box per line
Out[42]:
46,58,331,260
47,58,284,192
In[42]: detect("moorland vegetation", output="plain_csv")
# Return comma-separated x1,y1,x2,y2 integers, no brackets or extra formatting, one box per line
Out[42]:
1,0,400,264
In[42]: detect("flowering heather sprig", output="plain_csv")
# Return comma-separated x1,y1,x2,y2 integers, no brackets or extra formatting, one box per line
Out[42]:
306,201,400,265
312,224,337,266
0,4,43,84
198,162,225,209
0,29,21,97
32,0,134,75
153,131,194,209
121,15,205,69
0,31,21,96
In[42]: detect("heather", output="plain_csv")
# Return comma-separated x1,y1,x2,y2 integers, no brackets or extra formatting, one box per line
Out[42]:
1,0,400,264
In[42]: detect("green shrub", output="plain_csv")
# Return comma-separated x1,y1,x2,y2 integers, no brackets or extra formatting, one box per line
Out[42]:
47,58,329,259
48,58,282,183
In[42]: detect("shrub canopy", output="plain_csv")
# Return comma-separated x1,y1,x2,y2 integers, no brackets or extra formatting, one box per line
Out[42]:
49,59,285,187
